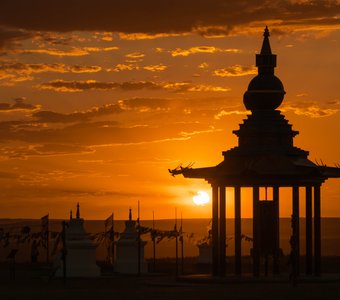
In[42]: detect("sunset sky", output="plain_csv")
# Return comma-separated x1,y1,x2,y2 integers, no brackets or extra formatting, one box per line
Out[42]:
0,0,339,220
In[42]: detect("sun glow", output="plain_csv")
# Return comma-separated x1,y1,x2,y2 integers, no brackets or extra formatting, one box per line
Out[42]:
193,191,210,206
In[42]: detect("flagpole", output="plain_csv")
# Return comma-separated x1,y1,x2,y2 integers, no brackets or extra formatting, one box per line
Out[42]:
111,212,115,272
137,200,141,276
62,220,67,284
181,212,184,275
46,214,49,264
175,208,178,277
41,214,49,264
152,211,156,272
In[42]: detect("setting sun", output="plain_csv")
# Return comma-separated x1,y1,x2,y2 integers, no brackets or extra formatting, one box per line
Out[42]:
193,191,210,206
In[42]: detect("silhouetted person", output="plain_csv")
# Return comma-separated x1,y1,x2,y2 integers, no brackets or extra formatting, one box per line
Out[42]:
31,240,39,263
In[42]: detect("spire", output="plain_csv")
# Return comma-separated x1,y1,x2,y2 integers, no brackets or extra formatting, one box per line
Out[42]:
243,27,285,111
70,210,73,220
129,208,132,221
76,203,80,219
260,26,272,55
256,26,276,74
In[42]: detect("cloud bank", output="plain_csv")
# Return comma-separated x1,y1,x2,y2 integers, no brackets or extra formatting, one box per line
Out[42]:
37,80,230,93
0,0,339,36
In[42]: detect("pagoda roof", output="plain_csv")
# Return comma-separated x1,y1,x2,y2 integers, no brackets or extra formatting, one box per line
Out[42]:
168,27,340,187
169,156,340,186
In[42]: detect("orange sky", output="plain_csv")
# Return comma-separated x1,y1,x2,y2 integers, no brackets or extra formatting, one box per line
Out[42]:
0,1,339,220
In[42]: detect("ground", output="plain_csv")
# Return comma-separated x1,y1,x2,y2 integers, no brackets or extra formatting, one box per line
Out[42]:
1,262,340,300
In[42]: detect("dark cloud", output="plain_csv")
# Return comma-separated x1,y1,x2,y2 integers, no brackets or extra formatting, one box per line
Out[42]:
30,96,245,128
0,98,40,112
34,32,77,46
0,119,216,156
0,26,32,49
38,79,230,93
33,111,90,123
0,0,339,35
0,97,223,159
0,97,337,159
11,46,118,56
38,80,161,92
119,97,240,112
0,62,102,74
33,103,123,123
0,62,103,84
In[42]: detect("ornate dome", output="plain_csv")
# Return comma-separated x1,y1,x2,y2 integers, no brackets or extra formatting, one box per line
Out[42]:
243,27,285,111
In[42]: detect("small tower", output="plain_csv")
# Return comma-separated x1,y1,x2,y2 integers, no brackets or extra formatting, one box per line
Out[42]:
76,202,80,219
56,203,100,277
114,209,148,274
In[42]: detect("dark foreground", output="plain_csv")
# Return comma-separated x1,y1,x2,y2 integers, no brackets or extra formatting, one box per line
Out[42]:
1,263,340,300
1,275,340,300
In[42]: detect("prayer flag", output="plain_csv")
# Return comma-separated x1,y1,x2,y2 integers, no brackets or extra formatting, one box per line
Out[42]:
41,214,49,232
104,213,113,229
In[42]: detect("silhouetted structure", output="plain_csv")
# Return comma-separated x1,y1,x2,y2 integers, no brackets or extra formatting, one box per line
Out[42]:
56,204,100,277
115,209,147,274
170,27,340,277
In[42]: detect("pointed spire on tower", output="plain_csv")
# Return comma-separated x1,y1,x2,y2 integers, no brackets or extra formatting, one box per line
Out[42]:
76,202,80,219
255,26,276,74
260,26,272,55
243,27,285,111
129,208,132,221
70,210,73,220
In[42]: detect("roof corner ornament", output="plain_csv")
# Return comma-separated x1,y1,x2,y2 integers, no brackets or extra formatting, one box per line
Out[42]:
168,162,194,177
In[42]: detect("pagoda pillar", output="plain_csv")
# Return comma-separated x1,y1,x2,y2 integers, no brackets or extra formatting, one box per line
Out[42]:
292,186,300,276
252,186,260,277
219,186,226,276
305,186,313,275
273,186,280,274
314,184,321,276
234,186,241,275
211,184,219,276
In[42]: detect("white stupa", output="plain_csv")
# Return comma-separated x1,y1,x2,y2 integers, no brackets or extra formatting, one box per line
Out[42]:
56,203,100,277
114,209,148,274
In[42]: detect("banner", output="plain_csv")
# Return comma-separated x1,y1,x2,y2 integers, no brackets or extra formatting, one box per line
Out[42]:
104,213,113,230
41,214,49,232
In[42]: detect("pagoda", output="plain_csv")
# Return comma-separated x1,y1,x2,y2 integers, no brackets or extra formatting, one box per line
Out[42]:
170,27,340,277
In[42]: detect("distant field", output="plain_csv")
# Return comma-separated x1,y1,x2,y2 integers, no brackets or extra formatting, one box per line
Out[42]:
1,218,340,262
